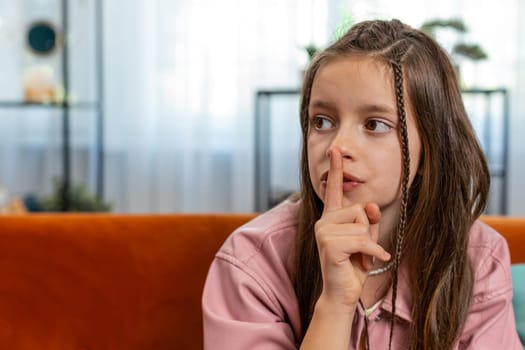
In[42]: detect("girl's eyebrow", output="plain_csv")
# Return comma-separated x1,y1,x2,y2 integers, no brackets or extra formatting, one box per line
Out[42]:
356,103,397,115
309,99,336,112
310,99,397,116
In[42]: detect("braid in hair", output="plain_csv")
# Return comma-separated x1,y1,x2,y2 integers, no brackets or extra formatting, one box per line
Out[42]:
388,52,411,350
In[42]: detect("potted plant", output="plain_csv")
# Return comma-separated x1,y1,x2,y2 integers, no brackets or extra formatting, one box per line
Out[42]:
26,179,111,212
420,18,488,84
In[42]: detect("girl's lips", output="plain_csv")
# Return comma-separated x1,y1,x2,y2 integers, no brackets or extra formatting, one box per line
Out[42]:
341,179,362,191
320,171,364,191
321,179,363,191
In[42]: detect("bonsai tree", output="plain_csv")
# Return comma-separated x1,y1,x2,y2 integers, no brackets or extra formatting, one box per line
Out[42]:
420,18,488,62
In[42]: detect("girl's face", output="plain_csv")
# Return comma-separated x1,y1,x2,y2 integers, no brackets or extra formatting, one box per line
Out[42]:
307,55,422,234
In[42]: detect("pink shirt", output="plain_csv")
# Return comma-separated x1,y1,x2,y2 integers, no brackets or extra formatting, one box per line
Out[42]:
202,200,523,349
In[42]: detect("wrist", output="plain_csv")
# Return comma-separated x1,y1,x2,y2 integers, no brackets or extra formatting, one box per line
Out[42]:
314,293,357,320
300,294,357,350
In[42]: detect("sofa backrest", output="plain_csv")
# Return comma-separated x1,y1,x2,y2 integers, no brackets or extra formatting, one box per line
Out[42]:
0,213,522,349
0,214,255,350
481,216,525,263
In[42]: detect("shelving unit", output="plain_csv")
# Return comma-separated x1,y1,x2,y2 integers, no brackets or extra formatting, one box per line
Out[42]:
254,88,509,214
0,0,104,211
462,88,509,214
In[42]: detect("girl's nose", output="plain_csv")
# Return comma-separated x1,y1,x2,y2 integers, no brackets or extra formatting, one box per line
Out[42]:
326,130,355,160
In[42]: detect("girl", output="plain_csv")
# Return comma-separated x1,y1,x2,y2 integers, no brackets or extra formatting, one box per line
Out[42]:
202,19,522,349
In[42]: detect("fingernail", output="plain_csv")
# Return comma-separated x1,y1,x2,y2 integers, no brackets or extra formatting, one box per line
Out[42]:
384,252,391,260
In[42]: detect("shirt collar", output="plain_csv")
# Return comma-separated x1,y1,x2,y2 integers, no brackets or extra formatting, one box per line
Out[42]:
380,262,413,323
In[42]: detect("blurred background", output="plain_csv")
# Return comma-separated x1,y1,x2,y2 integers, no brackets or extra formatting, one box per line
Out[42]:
0,0,523,214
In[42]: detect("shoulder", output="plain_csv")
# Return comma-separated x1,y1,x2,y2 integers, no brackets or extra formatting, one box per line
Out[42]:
468,220,512,273
457,221,522,347
202,200,303,348
206,199,301,321
468,220,513,303
216,199,300,274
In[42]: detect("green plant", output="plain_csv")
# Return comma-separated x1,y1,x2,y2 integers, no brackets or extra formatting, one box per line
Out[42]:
420,18,467,33
304,44,320,61
333,11,354,41
420,18,488,62
38,179,111,212
304,10,353,63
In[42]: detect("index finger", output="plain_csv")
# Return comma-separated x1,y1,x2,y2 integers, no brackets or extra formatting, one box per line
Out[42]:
323,149,344,213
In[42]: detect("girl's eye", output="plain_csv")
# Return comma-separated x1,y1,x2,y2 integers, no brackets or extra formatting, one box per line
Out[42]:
364,119,391,133
311,116,334,130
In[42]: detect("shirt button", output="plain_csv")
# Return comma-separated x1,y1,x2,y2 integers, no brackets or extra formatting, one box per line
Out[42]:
375,314,382,321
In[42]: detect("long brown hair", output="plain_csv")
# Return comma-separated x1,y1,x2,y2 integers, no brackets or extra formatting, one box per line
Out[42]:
293,19,490,349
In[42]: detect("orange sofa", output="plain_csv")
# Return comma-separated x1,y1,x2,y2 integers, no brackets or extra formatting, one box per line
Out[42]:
0,214,523,350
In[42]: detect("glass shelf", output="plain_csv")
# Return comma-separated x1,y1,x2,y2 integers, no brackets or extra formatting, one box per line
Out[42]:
0,101,100,109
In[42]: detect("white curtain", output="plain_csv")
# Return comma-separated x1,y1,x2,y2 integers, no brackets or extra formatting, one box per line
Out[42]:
102,0,328,212
101,0,523,214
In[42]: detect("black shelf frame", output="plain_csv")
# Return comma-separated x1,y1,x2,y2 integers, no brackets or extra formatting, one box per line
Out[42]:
461,88,509,213
0,0,104,211
254,88,509,214
254,89,300,212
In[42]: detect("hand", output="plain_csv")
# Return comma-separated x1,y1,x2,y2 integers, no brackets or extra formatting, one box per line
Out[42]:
314,149,391,308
